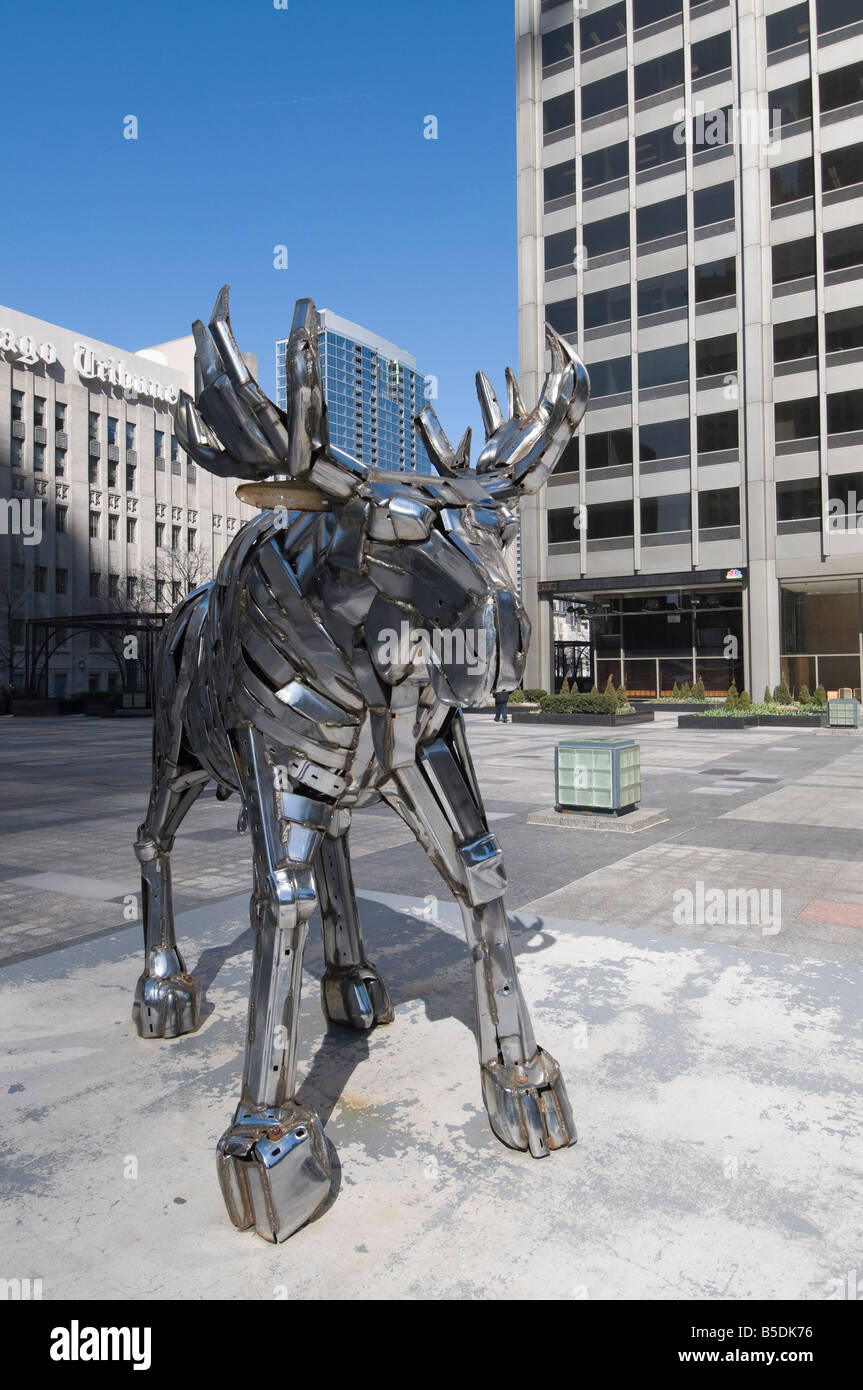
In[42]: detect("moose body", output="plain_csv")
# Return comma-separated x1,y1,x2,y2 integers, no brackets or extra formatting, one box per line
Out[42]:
133,289,589,1242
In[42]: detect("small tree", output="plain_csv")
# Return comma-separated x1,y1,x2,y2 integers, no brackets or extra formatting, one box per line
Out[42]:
559,676,570,695
692,677,706,701
763,685,773,704
739,689,752,709
724,681,739,711
590,683,599,696
671,679,680,698
680,680,692,699
814,684,827,707
774,680,792,705
616,683,628,707
604,672,617,696
799,684,811,705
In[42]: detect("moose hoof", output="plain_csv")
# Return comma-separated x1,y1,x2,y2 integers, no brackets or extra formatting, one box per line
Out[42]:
133,971,202,1039
481,1047,577,1158
321,963,394,1031
217,1106,332,1243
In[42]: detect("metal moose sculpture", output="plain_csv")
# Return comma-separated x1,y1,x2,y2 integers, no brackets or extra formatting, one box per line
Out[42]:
133,287,589,1242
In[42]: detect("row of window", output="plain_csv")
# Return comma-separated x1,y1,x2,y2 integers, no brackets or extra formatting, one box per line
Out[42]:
770,57,863,130
545,185,733,268
548,258,735,335
772,143,863,207
776,388,863,439
767,0,858,54
775,305,863,362
11,392,66,431
548,487,739,543
557,412,738,470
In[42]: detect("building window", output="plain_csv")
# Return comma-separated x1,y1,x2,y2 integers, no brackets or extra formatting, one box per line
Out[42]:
55,505,68,534
108,574,119,599
697,334,737,377
55,567,68,595
776,478,820,520
546,298,579,336
584,284,630,329
775,397,819,441
691,31,732,80
583,141,628,189
767,3,809,53
171,525,181,551
107,416,118,446
828,469,863,514
695,257,736,302
580,2,625,50
88,411,99,441
589,356,632,396
586,500,634,540
638,269,687,316
822,144,863,194
820,60,863,115
170,434,180,464
126,464,136,492
816,0,856,38
824,224,863,272
155,579,166,608
54,449,65,476
33,395,45,428
555,440,580,475
635,49,683,100
636,195,686,245
548,507,580,544
543,92,574,135
771,157,815,206
698,411,738,453
586,430,633,469
769,78,812,128
826,306,863,353
33,443,45,472
639,343,689,389
88,458,99,484
107,461,118,488
55,402,66,432
126,517,137,544
583,70,627,119
155,522,165,547
544,160,575,204
89,571,101,598
127,575,137,601
11,438,23,468
633,0,681,29
774,318,818,362
154,430,164,461
11,389,23,422
187,528,196,550
542,23,574,68
640,494,690,534
772,238,816,285
584,213,630,258
34,566,47,593
828,389,863,434
89,511,100,538
545,230,579,271
126,421,136,450
694,182,734,228
172,581,182,604
640,418,690,460
700,488,741,529
108,514,118,540
635,123,682,172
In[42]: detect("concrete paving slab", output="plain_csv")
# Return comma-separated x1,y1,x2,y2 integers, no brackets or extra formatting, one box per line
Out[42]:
527,807,669,832
0,888,860,1302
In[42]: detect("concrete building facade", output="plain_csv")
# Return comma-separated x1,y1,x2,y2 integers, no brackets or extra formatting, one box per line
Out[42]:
0,305,254,696
276,310,434,475
516,0,863,697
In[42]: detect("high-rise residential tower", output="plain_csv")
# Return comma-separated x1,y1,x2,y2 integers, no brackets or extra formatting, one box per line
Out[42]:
275,310,434,475
516,0,863,697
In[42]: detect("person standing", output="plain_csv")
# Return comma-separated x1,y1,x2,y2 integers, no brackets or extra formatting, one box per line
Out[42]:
493,688,511,722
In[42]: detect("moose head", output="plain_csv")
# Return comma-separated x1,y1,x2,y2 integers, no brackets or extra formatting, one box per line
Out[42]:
174,288,589,707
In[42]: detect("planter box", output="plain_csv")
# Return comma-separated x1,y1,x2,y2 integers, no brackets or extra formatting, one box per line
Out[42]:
511,711,655,727
677,713,825,729
632,700,719,712
12,699,83,717
756,714,825,727
463,704,539,715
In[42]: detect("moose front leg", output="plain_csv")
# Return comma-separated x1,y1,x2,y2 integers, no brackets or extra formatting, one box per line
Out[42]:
217,728,333,1243
316,819,394,1031
383,718,576,1158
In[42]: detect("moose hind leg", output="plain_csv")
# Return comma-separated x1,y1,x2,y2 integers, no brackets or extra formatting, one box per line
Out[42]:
316,817,394,1031
216,727,333,1243
384,720,576,1157
133,769,208,1039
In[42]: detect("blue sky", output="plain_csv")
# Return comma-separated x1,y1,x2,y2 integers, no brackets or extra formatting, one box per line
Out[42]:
1,0,519,452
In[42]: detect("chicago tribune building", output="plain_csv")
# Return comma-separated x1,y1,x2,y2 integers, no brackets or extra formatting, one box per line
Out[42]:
0,304,254,698
516,0,863,698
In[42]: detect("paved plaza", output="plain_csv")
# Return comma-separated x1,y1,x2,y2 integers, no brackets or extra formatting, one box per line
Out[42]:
1,713,861,1299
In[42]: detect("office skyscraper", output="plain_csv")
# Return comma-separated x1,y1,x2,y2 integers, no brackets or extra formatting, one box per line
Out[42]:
276,310,434,475
516,0,863,697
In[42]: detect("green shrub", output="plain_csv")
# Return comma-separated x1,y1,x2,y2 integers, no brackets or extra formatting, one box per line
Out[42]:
559,676,570,695
539,692,618,715
773,680,792,704
814,684,827,707
508,687,526,704
798,684,811,705
764,685,773,704
739,689,752,709
691,678,706,702
680,681,691,699
523,687,547,702
616,684,628,707
590,684,599,696
724,681,739,711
